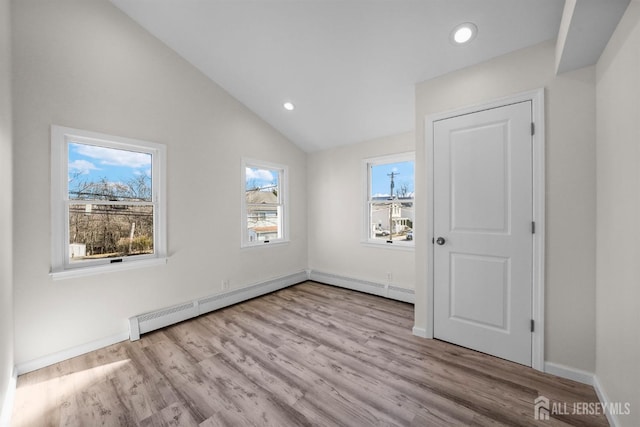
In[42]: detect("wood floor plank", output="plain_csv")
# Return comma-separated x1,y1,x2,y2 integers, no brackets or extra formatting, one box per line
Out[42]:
199,408,262,427
123,340,183,416
311,342,488,426
258,295,378,344
106,355,156,422
198,354,311,427
141,339,220,423
139,401,200,427
195,329,305,406
11,282,609,426
161,321,221,363
224,303,320,355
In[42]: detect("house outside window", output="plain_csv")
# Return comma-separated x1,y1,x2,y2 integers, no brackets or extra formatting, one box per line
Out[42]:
242,159,288,247
51,126,167,278
364,153,415,247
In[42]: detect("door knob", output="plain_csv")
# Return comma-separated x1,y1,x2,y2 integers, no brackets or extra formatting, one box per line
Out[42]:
436,237,446,245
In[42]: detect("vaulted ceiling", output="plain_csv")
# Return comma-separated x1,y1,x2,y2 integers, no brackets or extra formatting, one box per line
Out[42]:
111,0,629,152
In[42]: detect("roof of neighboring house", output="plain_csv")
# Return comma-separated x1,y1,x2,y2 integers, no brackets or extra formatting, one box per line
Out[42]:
246,190,278,204
252,226,278,233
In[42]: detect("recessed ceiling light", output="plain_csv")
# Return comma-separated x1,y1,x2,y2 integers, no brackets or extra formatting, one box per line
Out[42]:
283,102,295,111
451,22,477,44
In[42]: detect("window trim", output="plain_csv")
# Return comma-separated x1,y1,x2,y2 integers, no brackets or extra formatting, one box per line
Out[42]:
50,125,167,279
362,152,415,249
241,158,289,248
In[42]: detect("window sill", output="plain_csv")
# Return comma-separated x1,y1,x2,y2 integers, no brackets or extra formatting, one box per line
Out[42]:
361,241,415,252
50,257,167,281
241,240,290,249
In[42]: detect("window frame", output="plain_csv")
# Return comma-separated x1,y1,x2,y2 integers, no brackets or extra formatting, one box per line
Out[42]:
362,152,415,249
241,158,289,248
50,125,167,279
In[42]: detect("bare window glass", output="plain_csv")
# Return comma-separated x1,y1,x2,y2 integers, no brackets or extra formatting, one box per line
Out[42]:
245,166,283,243
67,142,155,262
242,161,286,246
368,160,414,244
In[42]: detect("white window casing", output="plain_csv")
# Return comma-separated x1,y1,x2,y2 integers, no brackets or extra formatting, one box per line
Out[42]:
241,158,289,248
363,152,415,249
50,125,167,279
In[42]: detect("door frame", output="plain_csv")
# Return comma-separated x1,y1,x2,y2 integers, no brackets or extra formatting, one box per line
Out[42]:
424,89,545,371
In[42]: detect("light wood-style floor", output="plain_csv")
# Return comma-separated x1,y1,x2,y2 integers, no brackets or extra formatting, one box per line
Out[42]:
11,281,607,426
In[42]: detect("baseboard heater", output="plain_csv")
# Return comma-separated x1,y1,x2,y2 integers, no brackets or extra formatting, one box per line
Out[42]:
128,270,308,341
308,270,415,304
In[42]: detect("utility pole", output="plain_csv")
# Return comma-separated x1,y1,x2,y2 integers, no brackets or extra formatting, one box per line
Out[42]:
129,222,136,254
387,172,399,241
387,171,398,200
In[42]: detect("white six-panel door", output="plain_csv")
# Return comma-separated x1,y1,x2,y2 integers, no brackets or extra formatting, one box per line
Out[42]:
433,101,533,366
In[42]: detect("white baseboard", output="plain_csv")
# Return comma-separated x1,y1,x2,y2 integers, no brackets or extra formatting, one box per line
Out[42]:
16,331,129,376
129,270,308,340
593,375,622,427
412,326,428,338
544,361,594,385
308,270,415,304
540,363,628,426
0,367,17,427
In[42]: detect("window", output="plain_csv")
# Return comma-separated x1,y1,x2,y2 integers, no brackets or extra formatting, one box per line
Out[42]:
242,159,288,247
51,126,166,278
364,153,415,247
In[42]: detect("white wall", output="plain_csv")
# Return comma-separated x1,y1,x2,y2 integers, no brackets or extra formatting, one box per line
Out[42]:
11,0,307,365
415,41,598,372
0,0,13,421
10,5,638,422
308,132,415,289
595,1,640,425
